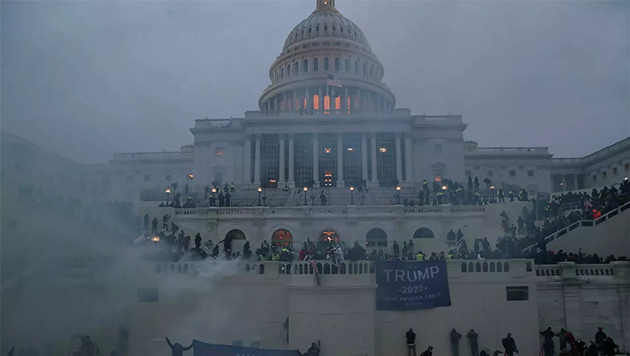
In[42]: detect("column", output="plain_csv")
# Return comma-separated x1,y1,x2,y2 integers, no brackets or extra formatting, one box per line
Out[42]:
395,133,403,183
283,92,286,111
319,86,323,114
563,174,567,192
306,88,311,115
244,136,252,184
254,135,261,186
358,89,362,111
361,134,368,181
293,89,297,111
574,175,579,190
371,134,379,187
337,134,344,187
279,136,285,184
274,96,278,112
404,133,413,184
288,135,295,188
376,95,380,113
313,134,320,187
344,87,349,113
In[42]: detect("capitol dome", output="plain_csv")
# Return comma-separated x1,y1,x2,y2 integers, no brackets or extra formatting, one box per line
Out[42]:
259,0,395,114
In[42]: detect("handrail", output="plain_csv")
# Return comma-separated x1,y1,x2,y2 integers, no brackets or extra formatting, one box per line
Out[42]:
522,201,630,254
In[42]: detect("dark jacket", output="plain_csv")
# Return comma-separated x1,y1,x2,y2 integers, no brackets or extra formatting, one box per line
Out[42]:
406,330,416,345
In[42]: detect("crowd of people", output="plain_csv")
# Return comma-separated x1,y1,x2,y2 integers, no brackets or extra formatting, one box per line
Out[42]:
539,327,620,356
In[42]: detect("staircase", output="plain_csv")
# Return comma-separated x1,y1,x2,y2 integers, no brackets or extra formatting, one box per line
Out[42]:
522,201,630,255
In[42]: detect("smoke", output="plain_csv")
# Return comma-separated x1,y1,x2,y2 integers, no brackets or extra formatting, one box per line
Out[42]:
0,195,244,356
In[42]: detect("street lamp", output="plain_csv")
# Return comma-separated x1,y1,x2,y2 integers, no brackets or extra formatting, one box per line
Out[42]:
350,186,355,205
490,185,496,200
257,187,263,206
395,185,401,205
303,186,308,206
441,185,447,191
165,188,172,204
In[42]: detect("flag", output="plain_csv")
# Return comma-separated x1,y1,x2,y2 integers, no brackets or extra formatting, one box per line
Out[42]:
584,199,592,210
327,74,342,98
310,261,321,287
7,345,14,356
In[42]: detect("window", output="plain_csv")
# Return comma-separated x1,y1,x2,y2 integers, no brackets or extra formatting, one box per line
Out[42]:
345,59,350,72
281,68,284,78
363,63,366,75
332,25,336,32
593,175,597,182
303,59,308,73
287,64,291,76
316,25,319,32
369,65,374,77
413,228,435,239
137,288,158,302
509,170,516,177
126,174,133,181
314,58,319,72
506,286,529,301
144,174,151,181
625,163,629,171
366,228,388,247
324,24,328,31
613,167,618,175
294,62,298,75
487,170,493,177
324,57,329,71
334,58,340,71
354,61,359,74
434,169,443,178
602,171,607,180
527,170,534,177
215,148,224,156
465,170,471,177
433,144,442,154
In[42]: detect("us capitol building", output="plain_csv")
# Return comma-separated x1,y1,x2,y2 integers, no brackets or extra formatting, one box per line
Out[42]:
1,1,629,356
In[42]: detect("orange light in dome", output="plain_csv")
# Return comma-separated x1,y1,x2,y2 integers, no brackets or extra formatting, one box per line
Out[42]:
324,148,332,154
303,98,307,109
313,95,320,110
435,177,442,182
335,96,341,110
324,96,330,111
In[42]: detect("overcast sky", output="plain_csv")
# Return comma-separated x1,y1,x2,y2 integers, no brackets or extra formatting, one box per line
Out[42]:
2,0,628,163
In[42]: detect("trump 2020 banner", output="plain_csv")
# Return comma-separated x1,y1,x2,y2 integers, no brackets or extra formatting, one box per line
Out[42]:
193,340,299,356
375,260,451,310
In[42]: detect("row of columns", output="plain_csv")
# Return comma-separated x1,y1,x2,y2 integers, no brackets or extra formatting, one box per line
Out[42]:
244,133,413,188
263,86,391,114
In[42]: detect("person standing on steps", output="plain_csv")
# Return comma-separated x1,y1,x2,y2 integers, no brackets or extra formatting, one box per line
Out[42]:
467,329,479,356
165,337,192,356
450,328,462,356
406,328,417,356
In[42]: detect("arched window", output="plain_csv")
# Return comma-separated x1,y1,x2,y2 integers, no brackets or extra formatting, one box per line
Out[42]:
413,228,435,239
461,263,467,273
369,65,374,77
303,59,309,73
272,229,293,248
313,94,320,110
294,61,299,75
314,58,319,72
225,229,246,240
281,68,284,78
332,25,336,32
334,58,340,71
366,228,387,247
345,59,350,72
316,25,320,32
354,61,359,74
324,24,328,31
287,64,291,76
503,262,510,272
308,26,312,34
324,57,329,71
362,63,367,75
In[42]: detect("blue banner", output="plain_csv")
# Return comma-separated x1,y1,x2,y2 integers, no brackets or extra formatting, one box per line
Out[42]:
193,340,299,356
375,260,451,310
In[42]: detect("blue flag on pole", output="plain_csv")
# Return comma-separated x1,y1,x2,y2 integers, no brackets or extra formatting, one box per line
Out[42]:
193,340,299,356
375,260,451,310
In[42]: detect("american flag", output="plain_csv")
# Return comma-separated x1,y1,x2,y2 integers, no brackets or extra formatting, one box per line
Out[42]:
327,74,342,88
310,261,321,287
584,199,593,210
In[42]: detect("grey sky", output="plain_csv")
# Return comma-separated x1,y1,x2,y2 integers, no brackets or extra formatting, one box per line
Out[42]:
2,0,629,163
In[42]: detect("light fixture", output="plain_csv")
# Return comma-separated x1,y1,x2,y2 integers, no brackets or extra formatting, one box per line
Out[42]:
442,185,447,190
258,187,263,193
396,186,401,191
151,236,160,242
187,174,194,179
303,186,308,192
347,147,353,151
324,148,332,154
165,188,172,194
379,147,387,153
350,186,354,191
211,188,217,193
490,185,495,190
